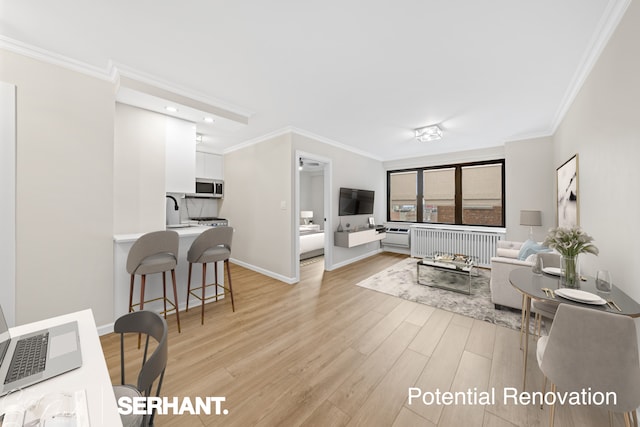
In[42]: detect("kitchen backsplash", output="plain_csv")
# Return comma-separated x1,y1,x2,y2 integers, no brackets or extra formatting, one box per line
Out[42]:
167,193,219,223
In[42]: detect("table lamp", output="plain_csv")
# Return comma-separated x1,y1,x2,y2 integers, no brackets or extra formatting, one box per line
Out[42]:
301,211,313,225
520,210,541,240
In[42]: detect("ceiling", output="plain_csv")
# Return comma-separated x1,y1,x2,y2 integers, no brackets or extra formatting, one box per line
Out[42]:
0,0,628,161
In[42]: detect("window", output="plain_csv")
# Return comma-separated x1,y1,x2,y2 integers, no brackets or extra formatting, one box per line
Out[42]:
387,160,505,227
389,171,417,222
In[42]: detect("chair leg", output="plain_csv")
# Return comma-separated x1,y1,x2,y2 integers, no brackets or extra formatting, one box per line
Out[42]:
201,263,207,325
139,275,146,311
226,259,235,312
186,263,192,312
633,409,638,427
625,412,632,427
535,312,541,338
214,262,219,300
162,271,167,319
541,376,547,409
128,275,135,313
520,294,526,350
549,383,556,427
171,269,181,333
609,411,614,427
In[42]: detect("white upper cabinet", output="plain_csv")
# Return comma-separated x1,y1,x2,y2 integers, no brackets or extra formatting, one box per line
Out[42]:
165,118,196,193
196,151,223,180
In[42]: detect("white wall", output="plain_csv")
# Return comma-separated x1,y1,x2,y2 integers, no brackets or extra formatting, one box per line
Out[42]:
292,133,386,269
504,137,555,242
552,0,640,307
0,49,115,325
300,171,324,228
114,103,166,234
0,82,16,326
220,133,294,281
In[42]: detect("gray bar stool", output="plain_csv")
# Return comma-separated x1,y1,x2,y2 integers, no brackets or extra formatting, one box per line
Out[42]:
186,226,235,324
126,230,181,333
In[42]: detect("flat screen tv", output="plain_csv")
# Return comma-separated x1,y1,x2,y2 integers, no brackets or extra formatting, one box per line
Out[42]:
339,187,374,216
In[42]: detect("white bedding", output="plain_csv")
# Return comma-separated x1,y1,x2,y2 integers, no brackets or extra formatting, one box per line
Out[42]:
300,231,324,254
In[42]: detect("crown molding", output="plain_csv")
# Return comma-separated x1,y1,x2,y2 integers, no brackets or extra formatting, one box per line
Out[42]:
0,36,255,123
224,125,382,162
550,0,631,133
0,35,113,82
110,61,254,120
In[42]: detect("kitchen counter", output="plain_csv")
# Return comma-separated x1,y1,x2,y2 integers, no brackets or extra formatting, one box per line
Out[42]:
113,225,225,326
113,225,211,243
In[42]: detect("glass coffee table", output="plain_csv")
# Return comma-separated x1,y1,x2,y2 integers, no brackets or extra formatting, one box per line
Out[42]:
417,253,477,295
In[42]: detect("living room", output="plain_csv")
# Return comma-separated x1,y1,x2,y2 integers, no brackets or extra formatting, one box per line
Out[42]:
1,1,640,426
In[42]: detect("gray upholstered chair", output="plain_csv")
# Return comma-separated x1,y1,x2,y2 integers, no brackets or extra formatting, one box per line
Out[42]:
531,252,561,336
537,304,640,427
186,226,235,324
112,311,168,427
127,230,181,333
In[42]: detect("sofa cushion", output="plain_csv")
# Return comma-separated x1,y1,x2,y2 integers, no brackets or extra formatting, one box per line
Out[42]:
518,239,551,260
497,248,521,258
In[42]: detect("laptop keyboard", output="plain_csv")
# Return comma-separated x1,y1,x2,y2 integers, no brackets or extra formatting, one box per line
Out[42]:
4,333,49,384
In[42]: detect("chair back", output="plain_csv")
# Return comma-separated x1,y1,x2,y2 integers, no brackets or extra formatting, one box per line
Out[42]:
114,310,168,426
126,230,179,274
540,303,640,411
187,226,233,263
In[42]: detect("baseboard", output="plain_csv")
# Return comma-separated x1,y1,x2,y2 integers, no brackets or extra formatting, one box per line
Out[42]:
329,248,383,270
230,258,297,285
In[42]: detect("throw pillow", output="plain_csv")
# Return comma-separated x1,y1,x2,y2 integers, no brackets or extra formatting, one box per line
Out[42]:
518,239,551,260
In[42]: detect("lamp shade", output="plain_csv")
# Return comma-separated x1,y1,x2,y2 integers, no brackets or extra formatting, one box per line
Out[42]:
300,211,313,219
520,210,542,226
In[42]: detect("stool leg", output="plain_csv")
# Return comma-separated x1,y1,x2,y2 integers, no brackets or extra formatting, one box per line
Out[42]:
171,269,181,333
139,275,146,311
226,259,235,312
186,263,193,312
162,271,167,319
129,275,135,313
201,263,207,325
214,262,219,300
138,274,146,348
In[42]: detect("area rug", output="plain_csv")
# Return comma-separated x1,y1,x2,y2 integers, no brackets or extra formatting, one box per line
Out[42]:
355,257,527,331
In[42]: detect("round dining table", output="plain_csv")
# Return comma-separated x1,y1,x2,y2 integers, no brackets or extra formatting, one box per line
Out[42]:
509,267,640,390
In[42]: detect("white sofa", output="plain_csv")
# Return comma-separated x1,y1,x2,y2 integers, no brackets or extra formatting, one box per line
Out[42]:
490,241,560,310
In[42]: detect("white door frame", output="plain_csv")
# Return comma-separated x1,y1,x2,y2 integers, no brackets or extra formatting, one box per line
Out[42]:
294,150,332,283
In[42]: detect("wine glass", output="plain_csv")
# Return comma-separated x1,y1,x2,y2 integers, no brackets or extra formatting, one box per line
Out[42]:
596,270,612,293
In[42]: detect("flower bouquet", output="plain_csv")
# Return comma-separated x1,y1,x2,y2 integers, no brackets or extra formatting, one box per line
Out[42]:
543,226,598,287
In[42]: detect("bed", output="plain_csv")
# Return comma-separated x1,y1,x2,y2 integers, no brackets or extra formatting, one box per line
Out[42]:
300,226,324,260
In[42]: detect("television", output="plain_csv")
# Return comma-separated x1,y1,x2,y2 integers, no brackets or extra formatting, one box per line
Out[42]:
338,187,374,216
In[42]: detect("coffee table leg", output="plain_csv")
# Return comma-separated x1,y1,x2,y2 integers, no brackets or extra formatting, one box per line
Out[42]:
523,295,531,390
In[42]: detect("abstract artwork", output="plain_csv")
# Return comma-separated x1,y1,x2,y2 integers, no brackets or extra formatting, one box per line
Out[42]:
556,154,579,228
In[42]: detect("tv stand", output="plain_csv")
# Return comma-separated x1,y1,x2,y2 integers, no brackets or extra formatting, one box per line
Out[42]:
334,228,386,248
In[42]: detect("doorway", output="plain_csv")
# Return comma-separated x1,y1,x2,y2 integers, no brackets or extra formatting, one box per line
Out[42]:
294,151,332,282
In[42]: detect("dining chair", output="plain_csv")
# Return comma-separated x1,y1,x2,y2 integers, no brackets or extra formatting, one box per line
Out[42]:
112,311,168,427
185,226,235,324
537,303,640,427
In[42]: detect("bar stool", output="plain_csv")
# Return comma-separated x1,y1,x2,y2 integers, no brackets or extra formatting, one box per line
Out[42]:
127,230,181,333
186,227,235,324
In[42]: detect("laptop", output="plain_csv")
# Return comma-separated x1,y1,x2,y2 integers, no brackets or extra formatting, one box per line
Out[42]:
0,305,82,396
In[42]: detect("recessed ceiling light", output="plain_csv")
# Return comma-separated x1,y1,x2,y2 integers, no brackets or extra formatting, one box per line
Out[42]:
165,106,179,113
415,125,443,142
203,117,214,123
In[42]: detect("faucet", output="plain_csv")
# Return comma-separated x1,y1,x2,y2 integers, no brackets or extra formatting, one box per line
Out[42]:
166,195,179,210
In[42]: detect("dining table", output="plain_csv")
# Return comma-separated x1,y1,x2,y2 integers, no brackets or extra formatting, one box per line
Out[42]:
508,267,640,390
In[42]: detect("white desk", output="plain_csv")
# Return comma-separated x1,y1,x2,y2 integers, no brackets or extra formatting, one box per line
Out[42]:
0,309,122,426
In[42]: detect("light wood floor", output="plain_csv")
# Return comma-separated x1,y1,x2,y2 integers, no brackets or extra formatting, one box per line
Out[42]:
100,253,621,426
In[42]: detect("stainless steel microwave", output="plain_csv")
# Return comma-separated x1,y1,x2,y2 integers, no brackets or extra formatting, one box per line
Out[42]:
190,178,223,198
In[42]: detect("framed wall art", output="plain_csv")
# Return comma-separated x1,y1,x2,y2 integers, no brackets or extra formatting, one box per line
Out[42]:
556,154,579,228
